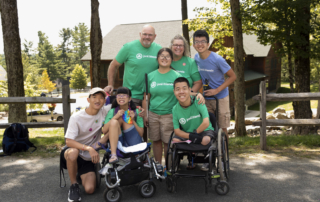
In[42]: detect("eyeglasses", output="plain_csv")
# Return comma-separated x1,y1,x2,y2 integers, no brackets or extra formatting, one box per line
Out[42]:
172,44,184,48
159,55,171,60
194,40,208,45
116,94,128,98
142,33,154,37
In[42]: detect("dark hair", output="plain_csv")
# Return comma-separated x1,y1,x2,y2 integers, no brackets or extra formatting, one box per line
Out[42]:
174,77,190,89
111,87,136,110
193,30,209,43
157,48,174,69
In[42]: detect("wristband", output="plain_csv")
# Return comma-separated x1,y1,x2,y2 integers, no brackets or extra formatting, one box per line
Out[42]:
82,144,85,151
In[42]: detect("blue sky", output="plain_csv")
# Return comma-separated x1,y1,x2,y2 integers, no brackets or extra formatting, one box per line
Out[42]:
0,0,216,54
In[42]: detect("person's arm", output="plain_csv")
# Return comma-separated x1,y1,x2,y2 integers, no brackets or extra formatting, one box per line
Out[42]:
174,128,190,139
190,92,205,105
104,59,122,94
195,117,210,134
204,68,237,96
66,138,100,164
191,79,202,92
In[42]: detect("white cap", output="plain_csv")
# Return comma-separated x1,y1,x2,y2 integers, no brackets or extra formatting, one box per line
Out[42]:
89,87,106,97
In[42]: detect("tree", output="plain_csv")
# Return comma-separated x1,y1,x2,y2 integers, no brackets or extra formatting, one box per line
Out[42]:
0,0,26,122
90,0,102,88
70,64,87,90
25,81,43,117
181,0,190,47
230,0,246,136
39,70,56,93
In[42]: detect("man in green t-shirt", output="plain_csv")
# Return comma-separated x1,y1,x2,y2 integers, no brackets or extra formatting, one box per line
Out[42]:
172,77,215,146
104,24,162,107
172,77,216,171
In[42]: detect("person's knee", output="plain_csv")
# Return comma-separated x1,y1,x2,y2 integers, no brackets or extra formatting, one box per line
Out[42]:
84,184,95,194
109,119,119,127
65,148,79,162
201,136,211,145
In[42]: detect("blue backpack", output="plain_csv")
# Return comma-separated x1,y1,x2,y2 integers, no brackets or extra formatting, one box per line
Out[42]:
1,123,37,156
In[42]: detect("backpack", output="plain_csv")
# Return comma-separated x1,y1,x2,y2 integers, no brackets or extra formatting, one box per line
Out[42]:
1,123,37,156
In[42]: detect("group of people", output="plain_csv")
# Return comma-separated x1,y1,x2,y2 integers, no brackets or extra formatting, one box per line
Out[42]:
62,24,236,202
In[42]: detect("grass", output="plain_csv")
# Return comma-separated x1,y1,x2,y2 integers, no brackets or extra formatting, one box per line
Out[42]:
248,82,319,113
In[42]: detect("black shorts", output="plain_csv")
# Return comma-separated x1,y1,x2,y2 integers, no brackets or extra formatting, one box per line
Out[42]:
60,147,95,176
173,130,215,141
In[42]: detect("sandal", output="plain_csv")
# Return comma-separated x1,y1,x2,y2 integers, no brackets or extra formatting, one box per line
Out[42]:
109,154,119,164
186,163,197,170
92,142,107,151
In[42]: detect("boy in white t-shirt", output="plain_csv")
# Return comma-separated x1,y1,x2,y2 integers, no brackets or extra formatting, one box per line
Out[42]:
61,87,111,202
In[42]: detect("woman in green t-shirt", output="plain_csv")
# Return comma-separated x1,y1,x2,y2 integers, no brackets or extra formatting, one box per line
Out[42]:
170,35,202,92
142,48,204,165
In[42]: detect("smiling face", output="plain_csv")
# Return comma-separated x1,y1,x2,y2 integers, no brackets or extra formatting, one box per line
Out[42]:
87,92,105,110
116,93,131,106
193,36,210,54
171,39,185,57
174,81,191,104
139,26,156,48
157,50,172,68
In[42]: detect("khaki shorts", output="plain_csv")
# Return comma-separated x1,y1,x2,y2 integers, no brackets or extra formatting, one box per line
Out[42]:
131,98,142,108
205,95,230,129
148,111,174,144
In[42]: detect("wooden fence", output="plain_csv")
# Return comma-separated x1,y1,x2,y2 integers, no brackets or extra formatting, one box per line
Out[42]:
252,80,320,150
0,85,76,134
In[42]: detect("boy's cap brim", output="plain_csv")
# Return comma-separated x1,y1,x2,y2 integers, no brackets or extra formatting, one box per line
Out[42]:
89,87,106,97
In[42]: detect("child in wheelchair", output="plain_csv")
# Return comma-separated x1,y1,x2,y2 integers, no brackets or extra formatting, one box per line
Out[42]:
165,77,230,195
100,87,165,202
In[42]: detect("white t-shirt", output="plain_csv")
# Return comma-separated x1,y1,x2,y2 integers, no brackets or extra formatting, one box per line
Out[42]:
65,105,111,160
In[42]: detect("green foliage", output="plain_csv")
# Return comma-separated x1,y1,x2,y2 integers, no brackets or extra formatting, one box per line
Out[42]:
39,70,56,92
70,64,87,90
24,81,43,112
0,81,8,112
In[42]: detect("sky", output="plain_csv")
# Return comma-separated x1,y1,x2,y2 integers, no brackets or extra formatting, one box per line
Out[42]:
0,0,217,54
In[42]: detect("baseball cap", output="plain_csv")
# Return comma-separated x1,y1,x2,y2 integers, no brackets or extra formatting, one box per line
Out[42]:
89,87,106,97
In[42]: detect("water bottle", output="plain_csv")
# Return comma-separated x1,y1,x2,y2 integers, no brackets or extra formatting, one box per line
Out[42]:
164,166,167,177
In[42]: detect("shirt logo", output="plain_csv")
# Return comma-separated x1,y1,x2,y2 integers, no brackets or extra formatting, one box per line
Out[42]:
183,63,186,66
151,82,156,88
136,53,142,59
179,118,186,125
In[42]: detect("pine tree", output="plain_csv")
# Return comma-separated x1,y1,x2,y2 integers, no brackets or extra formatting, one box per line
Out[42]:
39,70,56,93
70,64,87,90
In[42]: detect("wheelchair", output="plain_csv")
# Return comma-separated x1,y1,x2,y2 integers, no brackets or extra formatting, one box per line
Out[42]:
165,95,230,195
99,142,165,202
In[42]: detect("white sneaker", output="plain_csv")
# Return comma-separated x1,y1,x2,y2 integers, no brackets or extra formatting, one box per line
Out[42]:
201,163,209,171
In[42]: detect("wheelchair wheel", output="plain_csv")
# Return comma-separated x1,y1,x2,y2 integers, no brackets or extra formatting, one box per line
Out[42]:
103,187,122,202
221,133,230,180
215,181,229,195
95,162,102,189
138,180,156,198
166,177,176,193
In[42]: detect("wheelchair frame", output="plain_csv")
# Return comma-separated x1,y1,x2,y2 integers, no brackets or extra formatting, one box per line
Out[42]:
165,95,230,195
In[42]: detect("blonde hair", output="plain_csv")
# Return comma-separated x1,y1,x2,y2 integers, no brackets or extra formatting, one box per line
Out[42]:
169,34,190,57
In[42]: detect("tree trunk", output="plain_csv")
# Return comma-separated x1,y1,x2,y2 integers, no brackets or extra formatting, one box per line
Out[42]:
287,49,294,93
0,0,26,122
181,0,190,49
90,0,102,88
230,0,246,136
292,2,317,134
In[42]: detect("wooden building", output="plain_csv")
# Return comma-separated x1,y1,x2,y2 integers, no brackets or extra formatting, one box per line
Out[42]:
82,20,281,113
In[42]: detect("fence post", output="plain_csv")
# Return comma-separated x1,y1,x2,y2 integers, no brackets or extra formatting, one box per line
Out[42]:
62,85,71,135
260,81,267,150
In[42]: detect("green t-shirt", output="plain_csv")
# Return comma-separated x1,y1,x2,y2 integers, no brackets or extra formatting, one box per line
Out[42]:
146,69,182,115
171,56,201,88
104,108,144,128
172,99,214,133
115,40,162,100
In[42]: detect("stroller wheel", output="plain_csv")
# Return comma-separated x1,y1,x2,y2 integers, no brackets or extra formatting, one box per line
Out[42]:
103,187,122,202
138,180,156,198
215,181,229,195
166,177,176,193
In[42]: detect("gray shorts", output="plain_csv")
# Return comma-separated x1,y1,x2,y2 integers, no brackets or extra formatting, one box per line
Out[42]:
173,130,215,141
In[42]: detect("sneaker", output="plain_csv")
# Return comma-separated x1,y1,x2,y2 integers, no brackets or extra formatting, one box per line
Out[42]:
201,163,209,171
68,183,81,202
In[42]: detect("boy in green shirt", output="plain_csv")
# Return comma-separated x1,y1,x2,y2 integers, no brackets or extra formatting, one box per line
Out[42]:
172,77,215,145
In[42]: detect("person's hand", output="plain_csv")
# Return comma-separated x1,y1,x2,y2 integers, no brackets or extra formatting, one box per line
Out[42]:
104,85,114,95
144,117,149,127
137,106,145,117
204,89,220,97
196,93,205,105
129,110,135,120
88,147,100,164
189,132,203,144
115,109,125,119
